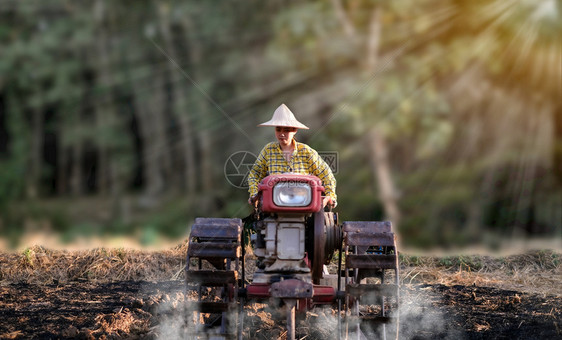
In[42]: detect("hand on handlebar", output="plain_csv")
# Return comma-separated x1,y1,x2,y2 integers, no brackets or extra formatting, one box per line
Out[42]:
248,195,258,206
322,196,337,208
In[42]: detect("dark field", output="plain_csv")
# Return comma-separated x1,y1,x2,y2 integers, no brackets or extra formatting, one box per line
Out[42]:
0,247,560,339
0,281,560,339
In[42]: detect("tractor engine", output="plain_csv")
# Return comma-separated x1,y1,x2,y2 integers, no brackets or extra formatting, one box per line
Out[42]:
251,174,326,283
185,172,400,340
253,215,309,274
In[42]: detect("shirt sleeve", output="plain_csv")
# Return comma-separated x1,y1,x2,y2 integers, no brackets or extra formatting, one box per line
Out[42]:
247,145,269,197
306,147,337,202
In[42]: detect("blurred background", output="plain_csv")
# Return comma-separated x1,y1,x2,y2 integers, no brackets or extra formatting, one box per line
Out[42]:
0,0,560,251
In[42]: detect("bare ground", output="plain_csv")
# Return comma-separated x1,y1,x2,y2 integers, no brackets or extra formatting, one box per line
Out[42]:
0,246,561,339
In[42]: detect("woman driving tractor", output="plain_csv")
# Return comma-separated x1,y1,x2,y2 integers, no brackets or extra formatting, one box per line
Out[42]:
247,103,337,208
188,104,398,340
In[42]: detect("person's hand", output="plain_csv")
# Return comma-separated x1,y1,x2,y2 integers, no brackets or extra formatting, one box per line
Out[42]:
322,196,336,208
248,195,258,206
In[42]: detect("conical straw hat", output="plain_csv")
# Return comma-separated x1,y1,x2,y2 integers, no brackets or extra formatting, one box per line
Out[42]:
258,104,309,129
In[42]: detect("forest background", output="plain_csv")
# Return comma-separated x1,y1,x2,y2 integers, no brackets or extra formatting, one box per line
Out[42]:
0,0,561,250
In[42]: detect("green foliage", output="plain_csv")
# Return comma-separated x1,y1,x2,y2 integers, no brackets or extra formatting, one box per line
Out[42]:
0,0,560,249
438,255,483,271
22,247,34,267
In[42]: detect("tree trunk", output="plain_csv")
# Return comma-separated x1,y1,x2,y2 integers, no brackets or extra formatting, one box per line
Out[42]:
331,2,401,226
331,0,356,40
364,6,401,227
144,68,172,194
27,107,42,199
178,113,197,193
127,35,172,197
553,100,562,184
365,7,381,73
146,84,173,193
94,0,131,223
93,0,118,196
367,130,401,226
70,137,83,196
95,110,109,195
182,14,214,192
56,136,67,195
157,4,197,194
56,146,66,195
131,80,165,197
196,103,214,192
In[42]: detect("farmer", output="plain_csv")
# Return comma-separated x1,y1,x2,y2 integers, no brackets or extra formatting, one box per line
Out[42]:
247,103,337,208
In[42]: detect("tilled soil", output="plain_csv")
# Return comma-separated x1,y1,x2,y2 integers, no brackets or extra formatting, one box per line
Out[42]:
0,280,560,339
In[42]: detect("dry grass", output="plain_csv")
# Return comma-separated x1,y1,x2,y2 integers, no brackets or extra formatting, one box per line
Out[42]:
91,308,152,337
0,241,188,283
1,243,560,297
400,250,562,296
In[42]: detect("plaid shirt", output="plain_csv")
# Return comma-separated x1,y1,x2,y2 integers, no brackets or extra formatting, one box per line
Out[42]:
248,141,337,201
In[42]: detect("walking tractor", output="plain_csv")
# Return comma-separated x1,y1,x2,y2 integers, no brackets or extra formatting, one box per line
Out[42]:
185,174,400,339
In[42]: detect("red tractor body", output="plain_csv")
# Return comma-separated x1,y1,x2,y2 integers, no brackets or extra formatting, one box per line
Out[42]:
258,174,325,213
185,174,400,339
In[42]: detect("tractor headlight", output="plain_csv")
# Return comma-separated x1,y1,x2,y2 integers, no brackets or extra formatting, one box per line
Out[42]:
273,182,312,207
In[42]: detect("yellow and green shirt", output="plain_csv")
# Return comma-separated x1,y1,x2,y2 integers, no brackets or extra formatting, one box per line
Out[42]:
248,141,337,201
